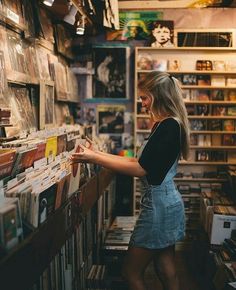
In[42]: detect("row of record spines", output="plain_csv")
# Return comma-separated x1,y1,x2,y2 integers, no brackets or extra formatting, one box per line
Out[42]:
86,264,109,290
26,180,116,290
27,216,93,290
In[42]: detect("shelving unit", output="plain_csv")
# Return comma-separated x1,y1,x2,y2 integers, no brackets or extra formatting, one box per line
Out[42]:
134,47,236,244
0,168,115,290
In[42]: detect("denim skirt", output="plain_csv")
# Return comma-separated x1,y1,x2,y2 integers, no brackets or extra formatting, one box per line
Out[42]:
129,180,185,249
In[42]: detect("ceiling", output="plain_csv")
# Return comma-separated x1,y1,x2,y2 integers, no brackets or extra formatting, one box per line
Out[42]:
117,0,236,8
45,0,236,22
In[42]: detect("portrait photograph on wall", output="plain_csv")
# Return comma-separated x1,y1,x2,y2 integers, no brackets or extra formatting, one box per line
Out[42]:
97,105,125,134
106,11,163,41
93,47,130,99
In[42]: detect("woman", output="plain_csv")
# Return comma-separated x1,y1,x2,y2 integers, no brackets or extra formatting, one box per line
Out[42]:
71,71,190,290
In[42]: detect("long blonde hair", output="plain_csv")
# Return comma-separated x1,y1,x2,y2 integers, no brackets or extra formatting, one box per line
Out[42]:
138,71,190,160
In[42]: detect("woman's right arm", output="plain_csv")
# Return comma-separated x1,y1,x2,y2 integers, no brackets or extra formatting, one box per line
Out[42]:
85,137,137,162
96,150,137,162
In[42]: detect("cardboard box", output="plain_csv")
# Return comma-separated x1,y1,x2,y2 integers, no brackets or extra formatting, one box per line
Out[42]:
209,213,236,245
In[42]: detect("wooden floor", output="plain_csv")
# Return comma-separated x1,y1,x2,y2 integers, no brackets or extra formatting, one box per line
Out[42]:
144,251,206,290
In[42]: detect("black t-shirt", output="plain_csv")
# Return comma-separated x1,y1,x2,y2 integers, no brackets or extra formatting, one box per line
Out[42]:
138,118,180,185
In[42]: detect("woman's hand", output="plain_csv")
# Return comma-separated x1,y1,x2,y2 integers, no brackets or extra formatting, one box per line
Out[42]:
70,144,96,164
85,136,94,150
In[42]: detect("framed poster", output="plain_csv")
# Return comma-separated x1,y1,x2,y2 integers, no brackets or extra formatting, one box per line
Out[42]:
97,105,125,134
107,11,163,41
40,80,55,129
93,47,130,99
175,29,235,48
150,20,174,48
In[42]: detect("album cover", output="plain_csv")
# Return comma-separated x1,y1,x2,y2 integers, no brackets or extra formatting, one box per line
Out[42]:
97,105,125,134
212,105,226,116
0,148,16,179
0,50,8,98
11,147,38,177
137,53,153,70
6,32,28,75
39,80,55,129
137,117,152,130
55,173,71,210
5,87,37,137
57,134,67,155
190,120,207,131
182,74,197,85
36,183,57,227
198,134,211,146
227,106,236,116
222,134,236,146
226,77,236,87
186,104,195,115
45,136,57,158
0,203,18,250
168,60,181,71
152,59,168,71
197,75,211,86
93,47,130,99
227,90,236,101
211,76,225,86
68,139,81,196
196,104,209,116
36,6,54,43
209,120,222,131
54,24,73,59
51,62,68,100
223,120,235,131
212,60,225,71
35,46,51,81
211,90,225,101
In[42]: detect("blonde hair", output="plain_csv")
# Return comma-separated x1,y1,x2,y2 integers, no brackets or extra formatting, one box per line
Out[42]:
138,71,190,160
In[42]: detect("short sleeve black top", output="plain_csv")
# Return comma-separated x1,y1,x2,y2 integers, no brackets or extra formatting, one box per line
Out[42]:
138,118,180,185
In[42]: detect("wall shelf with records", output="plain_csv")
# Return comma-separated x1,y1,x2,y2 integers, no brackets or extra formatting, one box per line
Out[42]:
134,47,236,245
0,167,115,290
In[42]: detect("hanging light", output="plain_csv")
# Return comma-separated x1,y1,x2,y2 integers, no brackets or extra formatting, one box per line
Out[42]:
63,4,78,25
76,15,85,35
43,0,54,6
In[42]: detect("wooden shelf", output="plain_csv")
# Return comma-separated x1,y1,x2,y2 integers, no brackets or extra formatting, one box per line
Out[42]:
136,114,150,118
185,101,236,104
182,85,236,89
138,70,236,75
188,115,236,119
181,193,200,198
134,46,236,217
190,130,236,134
0,169,114,290
190,146,236,150
174,178,227,182
136,129,151,133
179,161,236,165
136,47,236,52
0,124,12,127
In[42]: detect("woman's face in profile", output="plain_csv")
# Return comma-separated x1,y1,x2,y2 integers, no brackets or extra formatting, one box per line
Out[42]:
152,26,171,44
